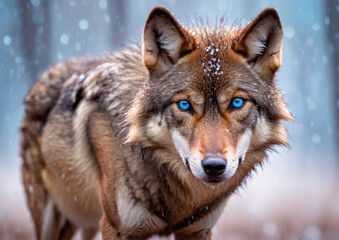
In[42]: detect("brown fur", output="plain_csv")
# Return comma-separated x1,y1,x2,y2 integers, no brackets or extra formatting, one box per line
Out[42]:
21,7,292,240
21,57,110,239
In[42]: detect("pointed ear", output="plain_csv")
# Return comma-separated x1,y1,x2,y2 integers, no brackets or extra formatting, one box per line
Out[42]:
143,7,195,75
234,8,283,80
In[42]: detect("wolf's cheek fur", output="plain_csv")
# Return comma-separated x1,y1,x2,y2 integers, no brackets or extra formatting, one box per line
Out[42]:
170,130,190,163
225,129,253,179
170,130,206,180
145,114,172,145
253,115,273,145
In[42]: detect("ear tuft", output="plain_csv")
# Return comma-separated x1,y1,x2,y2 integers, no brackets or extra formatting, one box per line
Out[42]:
143,7,195,74
235,8,283,80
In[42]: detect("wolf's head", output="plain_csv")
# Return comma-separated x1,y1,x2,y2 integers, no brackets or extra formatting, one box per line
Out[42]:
126,7,292,186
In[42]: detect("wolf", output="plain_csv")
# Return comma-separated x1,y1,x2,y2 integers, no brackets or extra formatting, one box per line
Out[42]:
21,6,292,240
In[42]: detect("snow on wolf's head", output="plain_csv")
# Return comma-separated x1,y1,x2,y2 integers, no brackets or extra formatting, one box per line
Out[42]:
126,7,292,186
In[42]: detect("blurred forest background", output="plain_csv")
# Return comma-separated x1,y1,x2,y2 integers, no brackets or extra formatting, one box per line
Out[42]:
0,0,338,239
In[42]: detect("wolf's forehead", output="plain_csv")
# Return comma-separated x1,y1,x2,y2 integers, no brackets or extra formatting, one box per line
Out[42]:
201,43,224,79
189,42,239,97
191,30,240,84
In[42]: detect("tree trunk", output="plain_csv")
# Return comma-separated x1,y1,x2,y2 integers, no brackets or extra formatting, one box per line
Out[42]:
20,0,50,84
325,0,339,162
107,0,126,45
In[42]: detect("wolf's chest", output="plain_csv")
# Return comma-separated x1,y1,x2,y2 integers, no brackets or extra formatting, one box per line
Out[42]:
116,178,227,237
116,179,167,235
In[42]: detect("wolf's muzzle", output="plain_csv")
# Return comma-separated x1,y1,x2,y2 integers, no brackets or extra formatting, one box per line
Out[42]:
202,156,227,179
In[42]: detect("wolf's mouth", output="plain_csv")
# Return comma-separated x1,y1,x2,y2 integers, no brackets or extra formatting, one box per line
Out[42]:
239,157,244,165
204,177,224,186
185,158,191,172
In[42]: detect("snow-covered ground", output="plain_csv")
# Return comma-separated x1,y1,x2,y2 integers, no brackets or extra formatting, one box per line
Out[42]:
1,153,338,240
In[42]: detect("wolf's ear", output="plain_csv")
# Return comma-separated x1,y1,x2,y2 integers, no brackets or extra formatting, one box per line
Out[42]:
234,8,283,80
143,7,195,75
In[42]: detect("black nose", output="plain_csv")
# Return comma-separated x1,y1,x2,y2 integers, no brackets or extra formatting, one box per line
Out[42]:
202,156,227,177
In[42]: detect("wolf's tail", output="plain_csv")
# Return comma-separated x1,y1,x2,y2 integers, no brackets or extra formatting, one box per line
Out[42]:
20,57,107,239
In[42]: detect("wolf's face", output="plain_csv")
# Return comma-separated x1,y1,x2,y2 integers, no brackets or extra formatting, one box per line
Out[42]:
168,91,254,183
127,7,292,185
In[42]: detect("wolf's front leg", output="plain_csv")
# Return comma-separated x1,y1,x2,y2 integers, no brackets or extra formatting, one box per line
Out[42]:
101,215,121,240
101,215,148,240
175,229,212,240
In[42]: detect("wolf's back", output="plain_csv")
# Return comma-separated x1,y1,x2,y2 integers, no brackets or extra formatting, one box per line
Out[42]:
20,56,108,238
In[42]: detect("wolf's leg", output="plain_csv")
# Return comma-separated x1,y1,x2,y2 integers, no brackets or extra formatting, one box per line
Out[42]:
82,227,98,240
100,215,121,240
41,197,64,240
59,220,77,240
41,197,78,240
174,229,212,240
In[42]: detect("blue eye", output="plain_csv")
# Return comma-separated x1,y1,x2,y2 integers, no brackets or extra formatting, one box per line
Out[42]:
178,100,191,111
231,97,244,109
